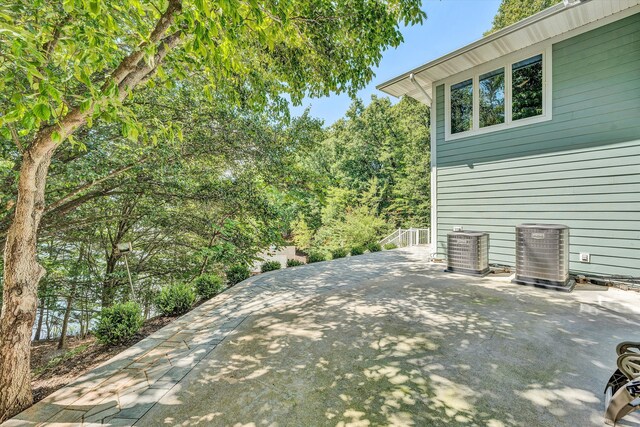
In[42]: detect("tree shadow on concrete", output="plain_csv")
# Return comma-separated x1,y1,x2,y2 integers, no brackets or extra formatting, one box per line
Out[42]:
136,252,640,426
7,249,640,426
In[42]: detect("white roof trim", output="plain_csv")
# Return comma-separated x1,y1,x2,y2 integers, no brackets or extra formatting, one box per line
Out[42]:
377,0,640,104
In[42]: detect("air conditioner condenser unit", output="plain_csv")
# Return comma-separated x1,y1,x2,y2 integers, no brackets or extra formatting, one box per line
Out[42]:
445,231,490,276
512,223,575,292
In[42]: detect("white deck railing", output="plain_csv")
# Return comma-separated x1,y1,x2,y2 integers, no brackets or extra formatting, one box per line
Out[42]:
379,228,430,248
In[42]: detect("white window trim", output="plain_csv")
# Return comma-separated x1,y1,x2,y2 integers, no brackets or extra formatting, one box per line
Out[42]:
443,44,552,141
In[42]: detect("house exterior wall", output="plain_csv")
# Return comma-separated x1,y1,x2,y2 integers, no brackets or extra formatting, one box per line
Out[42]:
434,12,640,277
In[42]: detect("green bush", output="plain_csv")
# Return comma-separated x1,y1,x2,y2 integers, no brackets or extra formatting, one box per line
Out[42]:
95,302,143,345
366,242,382,252
307,252,325,263
155,283,196,316
383,243,398,250
226,264,250,285
331,248,348,259
350,246,364,256
261,261,282,272
193,274,225,300
286,259,305,267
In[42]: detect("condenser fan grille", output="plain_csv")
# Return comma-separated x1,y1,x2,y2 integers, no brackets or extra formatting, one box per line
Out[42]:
446,231,490,276
513,224,574,292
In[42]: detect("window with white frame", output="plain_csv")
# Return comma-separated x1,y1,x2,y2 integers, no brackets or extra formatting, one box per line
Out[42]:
512,55,543,121
444,47,551,140
479,68,505,128
451,79,473,133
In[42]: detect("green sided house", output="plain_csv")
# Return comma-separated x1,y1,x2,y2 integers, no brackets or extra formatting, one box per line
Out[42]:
377,0,640,279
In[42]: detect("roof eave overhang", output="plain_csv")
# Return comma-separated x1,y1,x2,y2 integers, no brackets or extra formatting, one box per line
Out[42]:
377,0,640,104
377,2,566,92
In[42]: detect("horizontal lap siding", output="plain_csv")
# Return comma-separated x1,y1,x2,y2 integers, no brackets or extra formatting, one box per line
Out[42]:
435,13,640,278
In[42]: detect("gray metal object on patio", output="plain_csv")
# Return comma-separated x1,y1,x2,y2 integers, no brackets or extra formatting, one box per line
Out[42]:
445,231,490,276
513,224,575,292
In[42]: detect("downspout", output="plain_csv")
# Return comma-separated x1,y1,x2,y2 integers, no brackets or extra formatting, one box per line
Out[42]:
428,82,437,259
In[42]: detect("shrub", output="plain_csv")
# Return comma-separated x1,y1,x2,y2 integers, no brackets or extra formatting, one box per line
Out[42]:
366,242,382,252
307,252,325,263
331,248,348,259
193,274,225,300
95,302,143,345
383,243,398,250
261,261,282,272
287,259,305,267
350,246,364,256
314,202,388,250
227,264,250,285
155,283,196,316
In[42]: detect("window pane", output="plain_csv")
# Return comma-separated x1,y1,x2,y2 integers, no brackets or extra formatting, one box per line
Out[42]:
512,54,543,120
479,68,505,128
451,79,473,134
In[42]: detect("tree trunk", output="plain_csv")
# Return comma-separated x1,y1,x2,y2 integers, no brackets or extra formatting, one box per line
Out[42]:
0,147,53,422
102,252,120,308
57,283,76,350
79,296,88,338
45,302,51,340
34,294,46,341
83,297,91,338
0,3,182,421
143,300,151,320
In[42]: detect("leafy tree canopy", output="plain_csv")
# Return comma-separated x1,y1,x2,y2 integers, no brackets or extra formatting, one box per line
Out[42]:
0,0,425,149
291,96,431,253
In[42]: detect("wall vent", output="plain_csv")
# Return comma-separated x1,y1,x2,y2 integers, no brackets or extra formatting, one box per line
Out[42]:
512,224,575,292
445,231,490,276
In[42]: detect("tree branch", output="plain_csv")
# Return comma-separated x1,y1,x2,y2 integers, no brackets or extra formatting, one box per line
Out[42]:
8,124,24,153
41,14,72,63
46,157,147,213
29,0,184,162
110,0,183,87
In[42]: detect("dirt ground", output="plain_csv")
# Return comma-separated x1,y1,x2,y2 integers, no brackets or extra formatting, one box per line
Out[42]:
30,315,176,403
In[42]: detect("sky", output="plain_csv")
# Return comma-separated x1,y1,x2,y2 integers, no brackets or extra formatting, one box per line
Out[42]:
290,0,503,126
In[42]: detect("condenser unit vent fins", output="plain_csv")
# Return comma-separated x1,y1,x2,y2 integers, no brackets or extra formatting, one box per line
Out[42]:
445,231,490,276
512,223,575,292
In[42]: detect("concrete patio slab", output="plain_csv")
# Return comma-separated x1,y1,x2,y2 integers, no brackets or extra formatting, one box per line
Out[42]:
4,248,640,426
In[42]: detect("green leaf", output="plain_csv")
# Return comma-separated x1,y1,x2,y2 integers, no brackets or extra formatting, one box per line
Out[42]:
122,121,139,141
21,112,36,130
1,109,21,125
33,103,51,121
51,130,62,143
80,99,92,113
45,85,62,103
88,0,100,15
0,126,10,141
62,0,74,13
